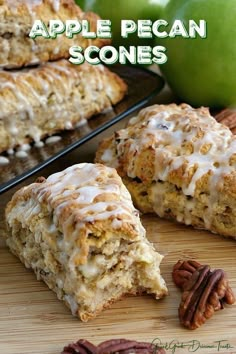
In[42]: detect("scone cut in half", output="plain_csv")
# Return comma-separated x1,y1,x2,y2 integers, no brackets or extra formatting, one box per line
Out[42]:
0,60,127,154
0,0,110,69
5,163,167,322
95,104,236,238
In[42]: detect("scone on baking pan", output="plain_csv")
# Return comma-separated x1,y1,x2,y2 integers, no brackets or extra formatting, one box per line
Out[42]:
5,163,167,322
95,104,236,238
0,60,127,154
0,0,109,69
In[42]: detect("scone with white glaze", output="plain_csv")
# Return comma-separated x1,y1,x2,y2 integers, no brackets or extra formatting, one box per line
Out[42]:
0,60,127,154
0,0,109,69
95,104,236,238
5,163,167,322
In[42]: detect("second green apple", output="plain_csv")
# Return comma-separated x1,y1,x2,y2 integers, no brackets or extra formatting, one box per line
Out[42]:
158,0,236,108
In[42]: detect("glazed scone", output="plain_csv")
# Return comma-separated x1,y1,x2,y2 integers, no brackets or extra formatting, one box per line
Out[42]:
0,0,109,68
5,163,167,322
95,104,236,238
0,60,127,153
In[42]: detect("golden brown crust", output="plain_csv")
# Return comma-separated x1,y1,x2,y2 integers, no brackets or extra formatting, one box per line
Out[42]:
0,60,127,153
0,0,110,68
5,163,167,321
95,103,236,238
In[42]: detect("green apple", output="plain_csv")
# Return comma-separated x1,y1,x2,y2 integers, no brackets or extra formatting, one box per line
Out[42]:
159,0,236,108
75,0,85,9
77,0,162,47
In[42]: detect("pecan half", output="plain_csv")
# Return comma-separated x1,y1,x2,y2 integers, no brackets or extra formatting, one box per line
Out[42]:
97,339,165,353
61,338,165,354
215,108,236,134
172,260,201,289
173,260,235,330
61,339,97,354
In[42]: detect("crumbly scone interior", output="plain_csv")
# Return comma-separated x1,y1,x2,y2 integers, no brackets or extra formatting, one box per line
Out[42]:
95,104,236,237
6,164,167,321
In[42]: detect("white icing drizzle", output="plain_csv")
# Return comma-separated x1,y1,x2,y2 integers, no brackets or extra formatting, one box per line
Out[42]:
101,106,113,115
34,141,45,148
15,151,28,159
75,119,87,128
8,125,18,136
5,0,42,22
2,0,65,69
0,156,10,165
1,82,34,119
37,164,136,224
53,47,60,55
31,163,143,269
7,149,14,155
0,60,110,153
6,163,168,307
5,0,42,9
111,219,123,229
0,60,81,149
18,144,31,152
50,0,61,12
65,121,73,130
101,149,114,163
101,104,236,229
45,136,62,144
0,61,76,120
5,0,61,14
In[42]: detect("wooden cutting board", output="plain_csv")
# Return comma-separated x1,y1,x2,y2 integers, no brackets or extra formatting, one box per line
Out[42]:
1,211,236,354
0,89,235,354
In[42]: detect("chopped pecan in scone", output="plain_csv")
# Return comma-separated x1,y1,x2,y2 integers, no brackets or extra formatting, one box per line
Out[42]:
5,163,167,322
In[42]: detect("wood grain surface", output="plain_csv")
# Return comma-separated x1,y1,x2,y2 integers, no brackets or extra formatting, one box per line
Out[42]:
0,84,235,354
1,213,236,354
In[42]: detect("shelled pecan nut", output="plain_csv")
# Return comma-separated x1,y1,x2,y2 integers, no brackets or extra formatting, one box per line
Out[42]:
215,108,236,134
62,338,166,354
62,339,97,354
172,260,202,289
173,260,235,330
97,339,165,353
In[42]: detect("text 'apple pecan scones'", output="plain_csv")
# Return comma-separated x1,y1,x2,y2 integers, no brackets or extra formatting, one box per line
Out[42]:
0,60,127,154
5,163,167,321
95,104,236,238
0,0,109,68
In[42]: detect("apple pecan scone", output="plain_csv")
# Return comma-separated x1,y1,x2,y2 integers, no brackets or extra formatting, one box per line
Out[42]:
0,60,127,154
95,104,236,238
0,0,109,69
5,163,167,322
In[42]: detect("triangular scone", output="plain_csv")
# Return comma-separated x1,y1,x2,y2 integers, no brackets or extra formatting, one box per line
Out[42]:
0,61,127,154
0,0,109,69
5,163,167,322
95,104,236,238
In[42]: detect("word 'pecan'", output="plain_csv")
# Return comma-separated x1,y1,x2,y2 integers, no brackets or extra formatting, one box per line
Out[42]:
61,338,166,354
172,260,235,330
